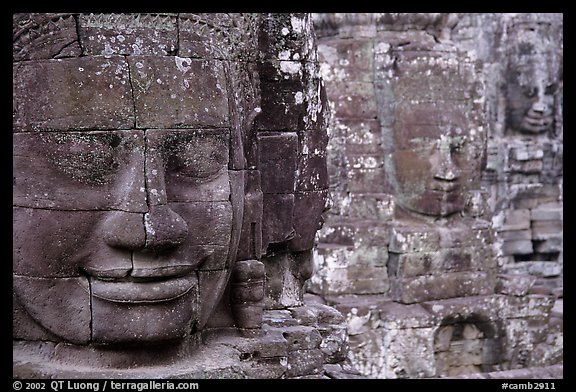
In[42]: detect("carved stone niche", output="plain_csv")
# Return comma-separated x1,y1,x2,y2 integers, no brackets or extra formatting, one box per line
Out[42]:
13,13,349,379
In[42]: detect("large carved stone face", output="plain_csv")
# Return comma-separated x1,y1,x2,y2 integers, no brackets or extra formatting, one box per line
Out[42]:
390,107,471,217
506,59,558,134
13,15,250,344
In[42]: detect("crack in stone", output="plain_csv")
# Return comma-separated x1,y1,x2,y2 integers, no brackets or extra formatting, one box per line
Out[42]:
126,55,138,129
12,205,147,214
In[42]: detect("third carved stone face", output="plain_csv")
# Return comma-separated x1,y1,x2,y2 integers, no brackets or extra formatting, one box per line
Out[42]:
506,60,557,134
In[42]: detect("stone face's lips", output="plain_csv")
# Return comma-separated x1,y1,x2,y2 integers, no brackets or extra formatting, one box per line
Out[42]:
85,274,196,304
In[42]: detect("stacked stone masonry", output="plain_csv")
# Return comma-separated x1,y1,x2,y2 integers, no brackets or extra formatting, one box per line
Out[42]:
310,13,562,378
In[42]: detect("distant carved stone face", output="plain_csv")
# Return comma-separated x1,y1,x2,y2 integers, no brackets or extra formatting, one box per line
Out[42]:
506,60,557,134
390,113,470,217
13,16,249,344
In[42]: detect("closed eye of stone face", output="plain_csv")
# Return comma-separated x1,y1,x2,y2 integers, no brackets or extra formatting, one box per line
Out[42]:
41,132,122,185
162,131,228,181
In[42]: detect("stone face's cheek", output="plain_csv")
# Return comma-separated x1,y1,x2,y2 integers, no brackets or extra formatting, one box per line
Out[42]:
13,208,107,278
392,150,430,198
13,276,91,344
168,202,233,247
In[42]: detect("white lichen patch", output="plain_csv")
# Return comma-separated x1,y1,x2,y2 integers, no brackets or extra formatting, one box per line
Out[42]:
175,56,192,74
280,61,302,75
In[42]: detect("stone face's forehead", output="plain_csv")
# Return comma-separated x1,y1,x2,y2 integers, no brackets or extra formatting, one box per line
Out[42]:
13,56,231,132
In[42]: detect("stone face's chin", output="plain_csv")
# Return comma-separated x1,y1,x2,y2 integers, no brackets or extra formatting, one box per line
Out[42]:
398,189,464,218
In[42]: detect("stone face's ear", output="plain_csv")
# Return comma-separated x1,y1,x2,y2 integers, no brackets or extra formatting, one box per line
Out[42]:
236,170,263,261
230,260,266,329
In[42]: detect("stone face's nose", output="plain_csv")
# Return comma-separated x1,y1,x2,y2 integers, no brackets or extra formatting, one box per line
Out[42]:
102,211,147,250
531,101,547,114
433,145,461,182
144,204,189,250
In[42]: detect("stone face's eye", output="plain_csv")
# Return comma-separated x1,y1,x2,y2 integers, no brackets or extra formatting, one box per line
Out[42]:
163,132,228,180
545,83,558,95
451,136,466,153
43,133,121,185
523,86,538,98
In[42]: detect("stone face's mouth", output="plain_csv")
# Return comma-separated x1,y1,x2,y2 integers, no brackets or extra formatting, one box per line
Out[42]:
430,182,460,193
521,111,553,133
79,271,196,304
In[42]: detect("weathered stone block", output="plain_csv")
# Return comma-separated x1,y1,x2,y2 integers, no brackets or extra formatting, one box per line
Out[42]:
388,247,487,278
531,207,562,221
128,56,230,129
389,272,496,304
262,251,309,309
381,327,436,378
438,224,493,249
286,349,324,377
388,226,441,253
527,262,562,277
289,191,328,251
377,301,435,329
281,325,323,350
423,295,503,323
347,166,388,193
495,274,537,296
13,14,81,61
510,145,544,161
533,237,562,253
258,14,314,62
237,170,264,261
308,261,389,296
178,14,237,59
13,56,134,131
501,294,555,319
509,159,544,174
257,132,298,193
296,154,329,191
169,202,232,246
502,239,533,255
13,275,91,344
531,220,562,240
255,81,305,131
326,81,377,119
501,209,532,231
498,229,532,241
317,38,374,83
79,14,178,56
13,290,63,341
261,193,295,249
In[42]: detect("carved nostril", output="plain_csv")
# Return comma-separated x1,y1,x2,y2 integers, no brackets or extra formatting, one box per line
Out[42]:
531,102,547,114
433,152,461,182
144,204,189,250
102,211,146,250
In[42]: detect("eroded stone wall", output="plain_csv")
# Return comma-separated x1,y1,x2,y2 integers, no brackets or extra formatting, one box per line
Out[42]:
310,13,562,378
